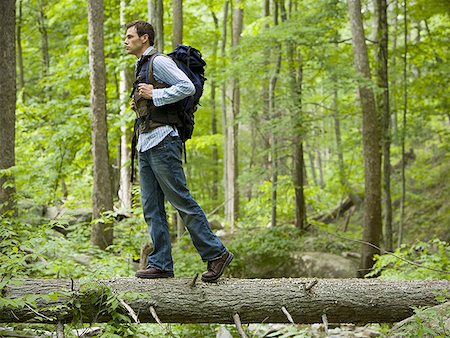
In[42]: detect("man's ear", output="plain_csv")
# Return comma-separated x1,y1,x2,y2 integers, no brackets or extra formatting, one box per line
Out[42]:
140,34,149,44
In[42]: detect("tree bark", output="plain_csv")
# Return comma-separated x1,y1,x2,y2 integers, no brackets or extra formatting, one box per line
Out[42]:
332,88,347,189
38,0,50,75
398,0,408,248
0,0,16,216
376,0,393,252
172,0,182,49
88,0,114,249
221,1,230,225
288,45,306,230
211,10,220,203
118,0,132,210
17,0,25,97
1,278,449,324
348,0,382,277
224,1,242,230
269,49,281,227
148,0,164,52
269,1,282,228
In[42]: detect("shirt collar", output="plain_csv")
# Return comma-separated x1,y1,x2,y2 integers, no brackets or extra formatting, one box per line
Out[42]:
138,46,154,62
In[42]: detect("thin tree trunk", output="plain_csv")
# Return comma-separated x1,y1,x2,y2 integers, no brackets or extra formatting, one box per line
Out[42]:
390,0,399,142
269,50,282,227
259,0,270,182
211,10,220,202
0,0,16,216
232,2,243,224
172,0,182,49
269,0,281,228
348,0,382,277
288,43,306,229
225,1,243,230
17,0,25,98
171,0,184,238
221,1,229,225
317,149,324,188
118,0,132,210
307,151,318,186
38,0,50,75
88,0,114,249
398,0,408,248
376,0,393,252
148,0,164,52
333,88,346,189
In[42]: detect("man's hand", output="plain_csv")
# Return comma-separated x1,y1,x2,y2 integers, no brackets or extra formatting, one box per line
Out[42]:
138,83,153,100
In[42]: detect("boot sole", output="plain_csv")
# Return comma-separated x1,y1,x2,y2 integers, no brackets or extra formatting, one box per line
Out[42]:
135,272,174,279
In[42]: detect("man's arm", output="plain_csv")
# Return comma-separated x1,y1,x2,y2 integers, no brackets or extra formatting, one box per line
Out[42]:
151,55,195,106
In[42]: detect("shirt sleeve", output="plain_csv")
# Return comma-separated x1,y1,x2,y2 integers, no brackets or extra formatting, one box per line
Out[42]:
151,55,195,107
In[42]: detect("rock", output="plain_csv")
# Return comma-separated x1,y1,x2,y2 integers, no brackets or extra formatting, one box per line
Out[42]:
293,252,358,278
65,208,92,224
215,229,227,238
237,251,358,279
17,200,45,223
45,205,63,220
209,219,224,230
216,326,233,338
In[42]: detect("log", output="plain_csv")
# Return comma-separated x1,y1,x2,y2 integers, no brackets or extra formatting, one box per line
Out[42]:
1,278,449,324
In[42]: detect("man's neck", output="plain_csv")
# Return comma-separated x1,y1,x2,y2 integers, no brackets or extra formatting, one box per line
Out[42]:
137,45,153,59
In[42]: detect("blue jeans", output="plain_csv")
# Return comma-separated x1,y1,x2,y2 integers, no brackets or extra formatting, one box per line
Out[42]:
138,134,226,272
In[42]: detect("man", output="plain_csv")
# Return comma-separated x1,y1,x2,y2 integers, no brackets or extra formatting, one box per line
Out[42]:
124,20,233,282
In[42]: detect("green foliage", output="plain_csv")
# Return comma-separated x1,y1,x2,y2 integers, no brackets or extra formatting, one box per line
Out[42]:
391,301,450,338
227,225,305,278
4,0,450,336
368,239,450,280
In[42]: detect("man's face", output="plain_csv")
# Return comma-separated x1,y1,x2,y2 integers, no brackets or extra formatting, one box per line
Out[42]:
124,26,147,57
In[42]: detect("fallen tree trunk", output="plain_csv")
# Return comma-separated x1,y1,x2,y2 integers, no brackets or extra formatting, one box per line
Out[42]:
1,278,449,324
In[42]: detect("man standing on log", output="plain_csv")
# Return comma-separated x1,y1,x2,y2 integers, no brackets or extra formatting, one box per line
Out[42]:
124,20,233,282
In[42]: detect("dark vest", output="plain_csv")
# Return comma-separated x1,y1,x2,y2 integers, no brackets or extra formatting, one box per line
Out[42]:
133,51,182,134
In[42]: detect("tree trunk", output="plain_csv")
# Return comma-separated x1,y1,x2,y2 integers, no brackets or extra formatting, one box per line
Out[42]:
398,0,408,248
211,10,220,203
347,0,382,276
307,150,318,186
231,2,243,224
148,0,164,52
38,0,50,75
118,0,132,210
172,0,182,49
390,0,399,142
171,0,185,238
224,1,242,230
376,0,393,252
269,49,281,227
17,0,25,98
88,0,114,249
0,0,16,216
332,88,347,189
269,1,282,228
2,278,449,324
288,44,306,230
221,1,230,226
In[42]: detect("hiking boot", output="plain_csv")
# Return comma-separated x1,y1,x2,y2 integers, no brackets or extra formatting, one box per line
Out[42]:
135,267,174,279
201,251,234,282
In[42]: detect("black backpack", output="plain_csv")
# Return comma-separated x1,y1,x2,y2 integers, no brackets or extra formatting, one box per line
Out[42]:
167,44,206,142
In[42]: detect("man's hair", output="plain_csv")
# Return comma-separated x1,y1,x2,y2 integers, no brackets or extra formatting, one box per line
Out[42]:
125,20,155,46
